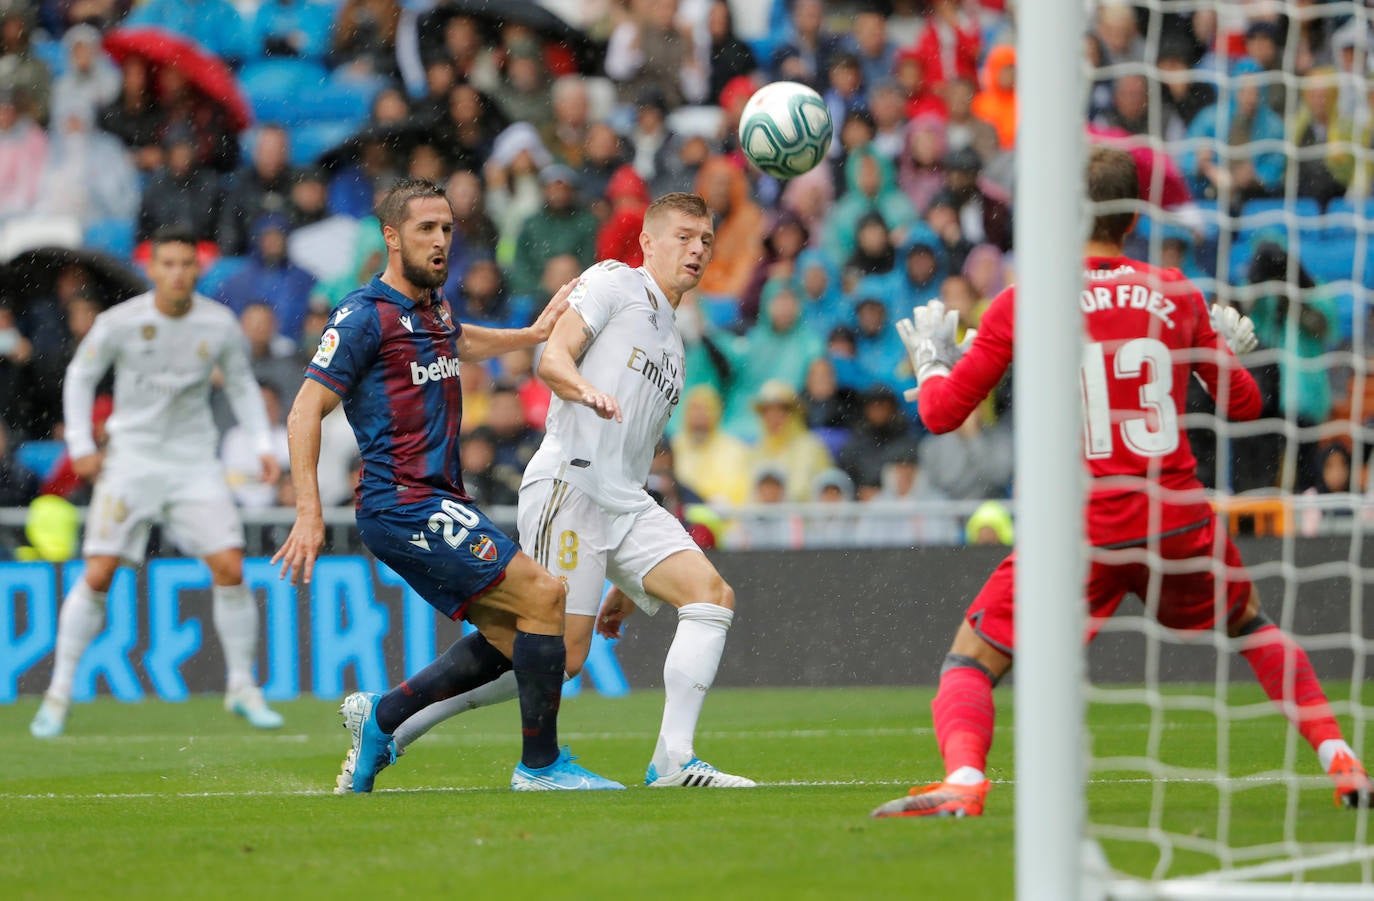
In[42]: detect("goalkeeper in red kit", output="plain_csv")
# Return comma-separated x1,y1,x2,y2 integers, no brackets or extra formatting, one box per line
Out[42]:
872,146,1371,819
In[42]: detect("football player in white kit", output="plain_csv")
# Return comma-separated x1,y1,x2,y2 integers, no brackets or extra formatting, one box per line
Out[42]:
30,229,284,737
387,193,754,787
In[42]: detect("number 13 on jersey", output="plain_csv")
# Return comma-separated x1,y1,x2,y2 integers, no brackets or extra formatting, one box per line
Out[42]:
1081,337,1179,459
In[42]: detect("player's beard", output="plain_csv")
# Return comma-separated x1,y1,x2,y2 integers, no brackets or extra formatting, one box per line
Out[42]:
401,249,448,289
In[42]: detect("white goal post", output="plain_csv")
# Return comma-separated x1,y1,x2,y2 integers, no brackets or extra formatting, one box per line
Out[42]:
1017,0,1374,898
1013,0,1087,897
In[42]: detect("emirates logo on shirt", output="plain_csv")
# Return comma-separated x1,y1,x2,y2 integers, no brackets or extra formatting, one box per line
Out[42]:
626,346,682,406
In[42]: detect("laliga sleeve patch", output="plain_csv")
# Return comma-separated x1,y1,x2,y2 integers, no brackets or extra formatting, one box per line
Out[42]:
313,327,341,367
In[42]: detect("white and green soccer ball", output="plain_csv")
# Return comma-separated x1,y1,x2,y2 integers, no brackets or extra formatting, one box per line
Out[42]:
737,81,833,180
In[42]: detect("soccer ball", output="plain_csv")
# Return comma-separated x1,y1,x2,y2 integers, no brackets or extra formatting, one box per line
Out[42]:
738,82,833,180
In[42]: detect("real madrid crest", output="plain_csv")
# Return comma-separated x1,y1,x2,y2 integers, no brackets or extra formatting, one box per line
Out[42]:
141,324,156,340
197,341,210,360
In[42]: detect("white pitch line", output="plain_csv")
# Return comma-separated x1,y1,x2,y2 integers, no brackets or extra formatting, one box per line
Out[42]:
16,734,314,745
0,781,909,800
0,774,1338,801
2,721,1207,747
0,727,934,745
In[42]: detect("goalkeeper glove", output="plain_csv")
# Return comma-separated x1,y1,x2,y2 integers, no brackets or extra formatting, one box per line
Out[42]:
1209,303,1258,355
895,300,977,402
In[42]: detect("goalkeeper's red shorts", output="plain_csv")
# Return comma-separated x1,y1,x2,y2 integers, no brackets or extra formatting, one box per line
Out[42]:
964,516,1252,657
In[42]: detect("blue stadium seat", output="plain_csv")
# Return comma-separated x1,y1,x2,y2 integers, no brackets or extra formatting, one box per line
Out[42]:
239,59,329,98
1302,237,1361,285
1236,198,1319,245
198,256,252,300
82,218,136,261
329,69,387,100
294,71,386,125
240,58,333,126
1322,198,1369,240
1326,198,1366,220
15,440,65,481
254,86,377,128
289,119,363,166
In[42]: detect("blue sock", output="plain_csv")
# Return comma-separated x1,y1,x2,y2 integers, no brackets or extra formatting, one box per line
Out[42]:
374,631,511,734
513,631,564,769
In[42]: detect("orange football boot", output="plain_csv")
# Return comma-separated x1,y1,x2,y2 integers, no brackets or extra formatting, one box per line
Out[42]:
1328,750,1372,809
870,779,990,818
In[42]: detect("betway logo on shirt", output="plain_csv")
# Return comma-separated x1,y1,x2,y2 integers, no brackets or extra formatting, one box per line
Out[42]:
411,355,461,385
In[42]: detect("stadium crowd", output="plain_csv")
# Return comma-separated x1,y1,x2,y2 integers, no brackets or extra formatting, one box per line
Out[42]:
0,0,1371,549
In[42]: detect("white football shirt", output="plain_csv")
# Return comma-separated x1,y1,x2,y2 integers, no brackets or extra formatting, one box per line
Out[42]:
64,292,273,469
523,261,685,514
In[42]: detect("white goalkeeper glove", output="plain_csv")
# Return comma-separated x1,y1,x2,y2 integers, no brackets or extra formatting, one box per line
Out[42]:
1209,303,1258,355
895,299,977,402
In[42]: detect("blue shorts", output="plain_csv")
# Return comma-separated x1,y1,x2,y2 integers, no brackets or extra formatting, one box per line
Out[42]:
358,495,518,621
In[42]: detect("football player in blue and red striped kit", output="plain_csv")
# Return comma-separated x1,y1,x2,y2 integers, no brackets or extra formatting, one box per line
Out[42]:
272,178,621,792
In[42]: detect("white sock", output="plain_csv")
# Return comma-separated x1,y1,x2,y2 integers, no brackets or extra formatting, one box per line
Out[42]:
212,583,259,693
393,670,521,753
652,603,733,774
1318,738,1356,771
47,580,107,702
946,766,986,786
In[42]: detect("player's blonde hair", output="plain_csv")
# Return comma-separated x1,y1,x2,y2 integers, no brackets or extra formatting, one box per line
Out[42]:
1087,146,1139,244
643,192,710,232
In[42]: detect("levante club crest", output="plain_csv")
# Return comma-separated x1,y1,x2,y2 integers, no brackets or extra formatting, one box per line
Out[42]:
470,535,498,561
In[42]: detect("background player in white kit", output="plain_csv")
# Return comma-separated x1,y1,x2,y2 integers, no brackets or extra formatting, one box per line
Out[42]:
30,229,284,738
386,193,753,788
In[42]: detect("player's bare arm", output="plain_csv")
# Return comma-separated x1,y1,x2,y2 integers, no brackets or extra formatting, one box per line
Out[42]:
454,278,577,363
71,452,103,481
538,302,624,422
62,311,116,484
271,379,342,584
595,586,636,639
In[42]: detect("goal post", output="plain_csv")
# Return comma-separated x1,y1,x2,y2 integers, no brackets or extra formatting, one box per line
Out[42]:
1016,0,1374,897
1013,0,1087,899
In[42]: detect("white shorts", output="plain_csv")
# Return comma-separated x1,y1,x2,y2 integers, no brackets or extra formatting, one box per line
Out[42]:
84,460,245,564
517,478,701,617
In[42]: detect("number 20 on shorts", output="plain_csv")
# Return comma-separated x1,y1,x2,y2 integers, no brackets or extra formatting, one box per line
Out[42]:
427,499,481,549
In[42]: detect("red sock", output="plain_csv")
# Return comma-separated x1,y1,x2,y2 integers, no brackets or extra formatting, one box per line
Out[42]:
932,666,995,777
1240,624,1343,752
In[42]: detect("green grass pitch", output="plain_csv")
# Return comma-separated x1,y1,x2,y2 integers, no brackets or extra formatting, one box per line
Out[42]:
1,686,1368,899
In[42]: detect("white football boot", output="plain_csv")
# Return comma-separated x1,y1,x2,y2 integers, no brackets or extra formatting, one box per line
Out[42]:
645,758,756,788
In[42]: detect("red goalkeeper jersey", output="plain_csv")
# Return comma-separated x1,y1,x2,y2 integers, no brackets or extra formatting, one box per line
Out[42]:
918,255,1263,548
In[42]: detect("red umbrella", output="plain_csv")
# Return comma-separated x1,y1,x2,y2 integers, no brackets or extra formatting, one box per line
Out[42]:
101,27,253,133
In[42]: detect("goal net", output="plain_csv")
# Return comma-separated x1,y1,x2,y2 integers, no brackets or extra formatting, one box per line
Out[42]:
1070,0,1374,896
